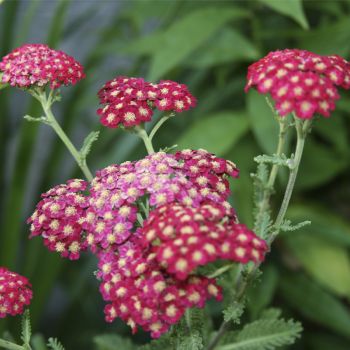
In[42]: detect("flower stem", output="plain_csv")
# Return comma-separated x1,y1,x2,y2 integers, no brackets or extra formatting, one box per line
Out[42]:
134,126,155,155
149,113,174,142
0,339,24,350
35,91,93,181
253,117,289,233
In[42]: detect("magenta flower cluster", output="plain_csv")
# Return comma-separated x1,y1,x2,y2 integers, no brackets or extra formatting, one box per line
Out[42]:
0,267,33,318
97,77,197,128
0,44,85,89
28,179,89,260
28,150,267,337
245,49,350,118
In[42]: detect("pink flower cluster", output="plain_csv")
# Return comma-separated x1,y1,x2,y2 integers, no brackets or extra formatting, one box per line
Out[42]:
0,267,33,318
0,44,85,89
245,49,350,118
98,243,221,338
29,150,267,337
84,150,239,252
142,202,267,280
97,77,196,128
28,179,89,260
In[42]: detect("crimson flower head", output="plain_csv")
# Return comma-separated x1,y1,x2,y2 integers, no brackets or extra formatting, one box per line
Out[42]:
97,76,196,128
28,179,89,260
0,43,85,89
245,49,350,119
142,202,267,280
0,267,33,318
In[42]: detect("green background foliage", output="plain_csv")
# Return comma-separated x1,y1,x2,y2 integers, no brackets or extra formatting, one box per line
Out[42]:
0,0,350,349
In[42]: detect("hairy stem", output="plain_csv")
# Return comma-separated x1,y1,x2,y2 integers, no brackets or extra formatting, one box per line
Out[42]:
34,91,93,181
0,339,24,350
253,118,288,233
206,117,312,350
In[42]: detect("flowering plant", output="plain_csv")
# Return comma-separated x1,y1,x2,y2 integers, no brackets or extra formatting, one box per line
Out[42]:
0,43,348,350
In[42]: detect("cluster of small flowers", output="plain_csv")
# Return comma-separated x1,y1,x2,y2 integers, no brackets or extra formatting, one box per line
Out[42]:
142,202,267,280
97,76,196,128
245,49,350,118
27,179,89,260
0,267,33,318
97,241,222,338
84,150,239,252
0,44,85,89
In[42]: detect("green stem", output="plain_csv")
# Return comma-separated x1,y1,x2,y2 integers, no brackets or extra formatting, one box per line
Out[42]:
37,92,93,181
0,339,23,350
134,126,155,155
206,118,312,350
270,118,311,243
149,113,174,141
253,118,288,233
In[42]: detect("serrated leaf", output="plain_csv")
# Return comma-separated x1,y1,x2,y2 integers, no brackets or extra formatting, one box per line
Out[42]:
47,338,65,350
223,301,245,324
21,310,32,346
80,131,100,159
279,219,311,232
217,318,302,350
146,6,249,80
176,111,249,156
254,154,290,167
94,334,134,350
178,331,203,350
258,0,309,29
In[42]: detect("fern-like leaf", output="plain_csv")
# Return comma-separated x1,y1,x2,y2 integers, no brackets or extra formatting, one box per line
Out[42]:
21,310,32,346
223,300,245,324
47,338,65,350
177,331,203,350
279,219,311,232
217,318,302,350
254,154,290,168
80,130,100,159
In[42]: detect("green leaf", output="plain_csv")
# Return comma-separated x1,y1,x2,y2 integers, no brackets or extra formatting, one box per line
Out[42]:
47,338,65,350
260,308,282,320
146,6,249,80
279,274,350,338
279,219,311,232
31,334,48,350
0,72,8,91
217,318,302,350
176,111,249,156
285,233,350,298
177,331,203,350
258,0,309,29
80,131,100,159
187,28,260,68
21,310,32,346
247,91,280,154
94,334,134,350
223,300,245,324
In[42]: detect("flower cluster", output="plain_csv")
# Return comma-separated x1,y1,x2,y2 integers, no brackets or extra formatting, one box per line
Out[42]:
245,49,350,118
98,242,222,338
0,43,85,89
97,76,196,128
28,179,89,260
84,150,239,252
0,267,32,318
142,202,267,280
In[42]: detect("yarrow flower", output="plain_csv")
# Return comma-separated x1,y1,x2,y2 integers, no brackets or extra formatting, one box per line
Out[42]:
245,49,350,118
84,150,239,252
97,243,222,338
97,76,196,128
142,202,267,280
28,179,89,260
0,267,33,318
0,43,85,89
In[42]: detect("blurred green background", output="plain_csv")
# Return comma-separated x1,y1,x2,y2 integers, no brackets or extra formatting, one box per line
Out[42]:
0,0,350,349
